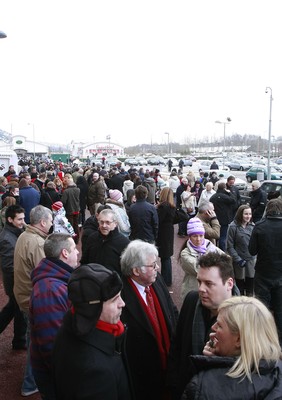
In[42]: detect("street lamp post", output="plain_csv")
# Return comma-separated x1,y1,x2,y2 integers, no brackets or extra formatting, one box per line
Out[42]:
265,87,273,180
164,132,170,154
28,123,35,159
215,118,231,167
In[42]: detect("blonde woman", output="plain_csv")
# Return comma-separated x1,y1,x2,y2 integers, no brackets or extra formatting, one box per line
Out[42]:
182,296,282,399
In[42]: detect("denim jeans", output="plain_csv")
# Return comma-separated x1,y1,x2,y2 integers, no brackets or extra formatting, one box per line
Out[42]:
254,272,282,344
21,315,37,394
219,224,228,251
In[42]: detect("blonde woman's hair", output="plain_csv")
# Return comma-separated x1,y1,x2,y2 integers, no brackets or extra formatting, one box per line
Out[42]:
218,296,281,382
158,187,175,208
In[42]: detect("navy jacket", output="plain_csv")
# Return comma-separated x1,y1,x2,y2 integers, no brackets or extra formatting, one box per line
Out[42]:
128,199,158,243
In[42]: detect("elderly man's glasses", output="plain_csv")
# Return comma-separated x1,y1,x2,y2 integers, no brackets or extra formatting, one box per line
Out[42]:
142,261,158,270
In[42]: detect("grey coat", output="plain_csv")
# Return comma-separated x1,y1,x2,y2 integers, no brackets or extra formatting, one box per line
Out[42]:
226,221,256,279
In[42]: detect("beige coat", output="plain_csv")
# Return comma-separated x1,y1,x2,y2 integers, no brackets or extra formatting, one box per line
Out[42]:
14,225,47,312
180,240,224,300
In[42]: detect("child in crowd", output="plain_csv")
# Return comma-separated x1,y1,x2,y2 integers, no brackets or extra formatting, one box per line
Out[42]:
52,201,76,238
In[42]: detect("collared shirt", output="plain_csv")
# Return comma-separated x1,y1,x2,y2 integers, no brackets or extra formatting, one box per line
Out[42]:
130,278,148,305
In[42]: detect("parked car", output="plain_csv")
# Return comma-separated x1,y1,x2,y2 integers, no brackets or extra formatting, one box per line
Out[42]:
135,156,148,166
241,180,282,205
179,158,193,167
246,166,282,182
124,158,138,166
198,160,230,172
107,157,122,167
209,170,248,191
226,159,253,171
146,156,166,166
164,157,178,167
89,156,104,167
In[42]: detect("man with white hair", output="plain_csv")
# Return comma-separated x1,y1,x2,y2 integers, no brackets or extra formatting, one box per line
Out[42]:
197,182,216,208
249,180,267,222
120,240,178,400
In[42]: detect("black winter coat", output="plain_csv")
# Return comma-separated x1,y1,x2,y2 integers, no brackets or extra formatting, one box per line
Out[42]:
156,203,176,258
53,312,134,400
250,187,267,222
182,356,282,400
81,215,99,252
40,188,61,209
210,189,236,225
167,286,240,400
156,203,188,258
76,175,89,212
80,228,129,275
120,274,178,400
249,215,282,279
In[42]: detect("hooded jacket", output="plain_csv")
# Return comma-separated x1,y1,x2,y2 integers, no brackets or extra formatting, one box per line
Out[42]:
123,180,134,201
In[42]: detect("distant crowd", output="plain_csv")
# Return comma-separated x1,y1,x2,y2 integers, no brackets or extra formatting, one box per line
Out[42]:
0,157,282,399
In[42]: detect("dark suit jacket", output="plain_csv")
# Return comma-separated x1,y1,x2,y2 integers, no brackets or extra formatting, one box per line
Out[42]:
120,274,178,400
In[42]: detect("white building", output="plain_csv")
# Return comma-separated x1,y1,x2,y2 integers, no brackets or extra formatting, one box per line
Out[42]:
75,141,125,159
12,134,49,157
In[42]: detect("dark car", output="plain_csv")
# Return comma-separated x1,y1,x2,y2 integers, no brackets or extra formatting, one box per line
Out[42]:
241,180,282,205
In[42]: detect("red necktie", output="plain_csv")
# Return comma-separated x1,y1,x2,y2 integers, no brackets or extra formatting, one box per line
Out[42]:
145,286,160,329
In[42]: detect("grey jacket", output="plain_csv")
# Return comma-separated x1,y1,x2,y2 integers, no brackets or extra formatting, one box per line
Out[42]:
227,221,256,279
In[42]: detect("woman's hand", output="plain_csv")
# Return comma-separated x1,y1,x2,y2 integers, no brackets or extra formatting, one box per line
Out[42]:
203,333,218,356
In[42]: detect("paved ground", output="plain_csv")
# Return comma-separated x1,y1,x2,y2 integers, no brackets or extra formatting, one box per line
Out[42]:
0,223,185,399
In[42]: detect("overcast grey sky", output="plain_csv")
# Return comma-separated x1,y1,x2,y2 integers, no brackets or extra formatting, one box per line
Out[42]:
0,0,281,148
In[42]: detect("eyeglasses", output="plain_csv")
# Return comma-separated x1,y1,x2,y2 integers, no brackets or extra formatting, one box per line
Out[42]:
98,220,115,226
141,261,158,270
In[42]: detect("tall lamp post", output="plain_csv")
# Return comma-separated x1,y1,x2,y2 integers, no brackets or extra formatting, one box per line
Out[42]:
215,117,231,167
28,123,36,159
164,132,170,154
265,87,273,180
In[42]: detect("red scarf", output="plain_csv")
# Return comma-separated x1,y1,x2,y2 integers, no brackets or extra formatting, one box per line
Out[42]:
128,278,171,369
96,320,125,337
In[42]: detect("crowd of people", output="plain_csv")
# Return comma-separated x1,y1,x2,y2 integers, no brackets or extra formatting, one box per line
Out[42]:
0,156,282,399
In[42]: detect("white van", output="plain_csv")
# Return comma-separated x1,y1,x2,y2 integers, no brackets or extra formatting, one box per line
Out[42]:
0,150,19,176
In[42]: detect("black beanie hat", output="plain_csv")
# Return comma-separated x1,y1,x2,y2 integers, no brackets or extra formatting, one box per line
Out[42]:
68,263,123,336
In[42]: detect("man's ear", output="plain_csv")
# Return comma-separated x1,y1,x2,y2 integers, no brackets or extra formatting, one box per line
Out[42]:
61,248,69,260
227,277,234,291
132,267,140,277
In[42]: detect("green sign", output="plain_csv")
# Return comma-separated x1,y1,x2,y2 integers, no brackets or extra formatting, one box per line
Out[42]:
16,140,23,145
